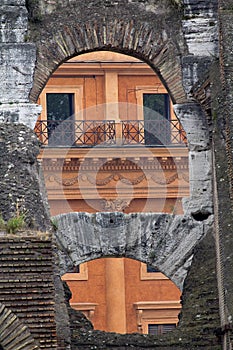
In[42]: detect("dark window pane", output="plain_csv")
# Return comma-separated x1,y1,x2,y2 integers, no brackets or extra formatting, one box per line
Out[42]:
148,324,176,335
46,93,74,146
163,324,176,333
148,324,158,335
47,93,74,121
143,93,170,146
143,93,170,121
67,265,80,273
146,264,160,273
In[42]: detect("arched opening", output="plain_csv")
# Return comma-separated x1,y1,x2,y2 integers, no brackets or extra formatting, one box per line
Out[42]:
35,51,188,215
34,50,189,337
62,257,181,335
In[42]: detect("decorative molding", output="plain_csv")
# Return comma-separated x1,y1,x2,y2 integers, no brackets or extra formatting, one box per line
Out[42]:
133,301,181,334
41,156,189,173
150,173,178,185
45,171,188,188
70,302,98,321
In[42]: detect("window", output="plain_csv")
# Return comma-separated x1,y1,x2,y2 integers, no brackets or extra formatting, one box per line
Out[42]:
46,93,74,146
37,85,83,146
148,323,176,335
134,301,181,334
47,93,74,121
143,93,170,120
143,93,170,146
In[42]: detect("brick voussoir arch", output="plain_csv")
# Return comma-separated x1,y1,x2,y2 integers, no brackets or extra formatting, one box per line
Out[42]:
30,18,187,104
0,303,39,350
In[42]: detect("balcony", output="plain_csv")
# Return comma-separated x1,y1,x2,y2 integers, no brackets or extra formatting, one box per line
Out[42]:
34,119,187,148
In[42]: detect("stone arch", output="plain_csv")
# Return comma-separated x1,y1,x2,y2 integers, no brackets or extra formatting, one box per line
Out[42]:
54,211,212,290
28,2,187,104
0,303,39,350
27,1,214,219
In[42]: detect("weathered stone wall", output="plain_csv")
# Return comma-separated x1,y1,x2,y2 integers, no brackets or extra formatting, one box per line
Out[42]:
0,123,50,231
0,303,39,350
1,0,233,349
54,211,212,291
0,0,41,127
211,2,233,347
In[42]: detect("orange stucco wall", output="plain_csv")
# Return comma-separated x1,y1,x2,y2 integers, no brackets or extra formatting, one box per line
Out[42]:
63,257,181,333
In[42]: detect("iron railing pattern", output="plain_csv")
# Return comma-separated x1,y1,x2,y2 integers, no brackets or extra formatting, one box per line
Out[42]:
34,119,187,147
121,119,187,146
34,119,116,147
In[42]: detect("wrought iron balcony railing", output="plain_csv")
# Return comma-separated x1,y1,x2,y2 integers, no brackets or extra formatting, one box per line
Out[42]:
121,119,187,146
34,120,116,147
34,119,187,147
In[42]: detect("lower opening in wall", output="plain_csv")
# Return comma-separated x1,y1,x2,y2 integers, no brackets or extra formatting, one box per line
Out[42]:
62,257,181,335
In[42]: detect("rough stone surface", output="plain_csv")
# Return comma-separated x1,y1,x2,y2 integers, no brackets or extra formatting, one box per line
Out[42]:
0,44,37,103
53,259,72,349
174,103,213,216
211,3,233,345
54,211,213,291
182,0,218,57
0,4,28,43
0,302,39,350
0,103,41,128
0,123,51,231
0,0,38,127
2,0,233,349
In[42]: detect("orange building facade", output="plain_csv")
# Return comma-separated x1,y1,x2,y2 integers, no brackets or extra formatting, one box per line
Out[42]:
35,52,189,335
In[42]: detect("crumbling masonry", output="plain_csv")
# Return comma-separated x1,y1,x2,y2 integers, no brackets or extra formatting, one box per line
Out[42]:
0,0,233,349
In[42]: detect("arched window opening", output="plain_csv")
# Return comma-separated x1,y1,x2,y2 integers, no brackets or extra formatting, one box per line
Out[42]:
62,257,181,335
35,51,189,216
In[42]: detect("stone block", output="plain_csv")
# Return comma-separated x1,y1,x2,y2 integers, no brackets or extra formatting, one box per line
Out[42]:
174,103,210,151
182,56,213,94
182,17,218,57
0,103,41,129
189,149,212,181
0,5,28,43
1,0,25,4
0,43,36,103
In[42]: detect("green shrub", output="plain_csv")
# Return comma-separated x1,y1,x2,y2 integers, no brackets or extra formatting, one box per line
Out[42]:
0,214,6,231
6,214,25,234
